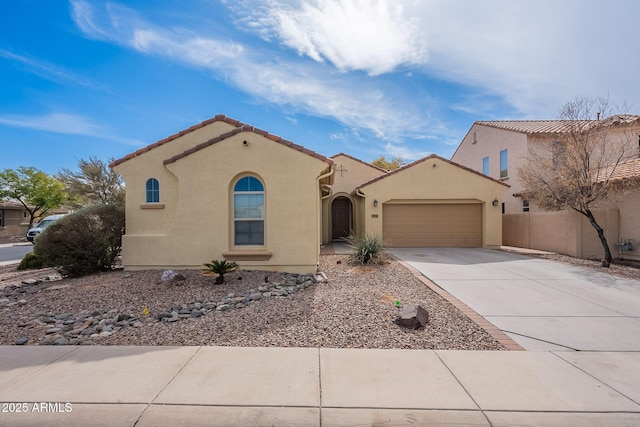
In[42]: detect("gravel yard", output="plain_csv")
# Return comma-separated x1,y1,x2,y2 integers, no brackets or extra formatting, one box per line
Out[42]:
0,255,504,350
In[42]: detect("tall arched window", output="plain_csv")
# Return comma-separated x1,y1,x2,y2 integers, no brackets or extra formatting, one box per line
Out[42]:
233,176,264,245
146,178,160,203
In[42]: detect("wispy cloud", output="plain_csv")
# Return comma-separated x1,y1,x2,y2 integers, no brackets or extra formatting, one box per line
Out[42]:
384,142,431,161
0,112,143,146
0,48,106,90
68,0,640,161
69,0,436,150
237,0,428,76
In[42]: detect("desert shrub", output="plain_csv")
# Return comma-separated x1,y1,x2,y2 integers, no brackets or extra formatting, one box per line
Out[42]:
346,233,385,264
203,259,239,284
17,252,43,270
34,204,124,277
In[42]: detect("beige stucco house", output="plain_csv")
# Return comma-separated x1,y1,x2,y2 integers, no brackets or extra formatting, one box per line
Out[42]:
452,116,640,261
0,200,30,238
112,115,509,273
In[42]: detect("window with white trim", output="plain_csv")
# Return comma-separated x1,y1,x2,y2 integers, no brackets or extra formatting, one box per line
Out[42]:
233,176,264,245
145,178,160,203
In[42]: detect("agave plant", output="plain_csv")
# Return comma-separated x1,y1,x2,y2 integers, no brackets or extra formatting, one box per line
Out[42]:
203,259,239,284
345,233,385,264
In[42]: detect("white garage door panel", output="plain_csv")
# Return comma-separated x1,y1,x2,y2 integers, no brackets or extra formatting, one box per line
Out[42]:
383,204,482,247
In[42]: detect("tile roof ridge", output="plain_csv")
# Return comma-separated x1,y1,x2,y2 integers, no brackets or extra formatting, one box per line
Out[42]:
111,114,332,168
109,114,241,168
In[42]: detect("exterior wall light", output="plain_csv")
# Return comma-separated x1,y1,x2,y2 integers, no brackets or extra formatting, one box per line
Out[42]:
492,199,499,206
373,199,378,207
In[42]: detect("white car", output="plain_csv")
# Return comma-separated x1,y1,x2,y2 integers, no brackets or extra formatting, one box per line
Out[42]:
26,214,67,243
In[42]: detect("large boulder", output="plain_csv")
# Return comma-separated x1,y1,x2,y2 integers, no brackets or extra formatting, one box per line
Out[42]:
395,304,429,329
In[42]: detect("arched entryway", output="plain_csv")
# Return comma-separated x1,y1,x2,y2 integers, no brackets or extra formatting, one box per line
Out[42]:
331,196,352,240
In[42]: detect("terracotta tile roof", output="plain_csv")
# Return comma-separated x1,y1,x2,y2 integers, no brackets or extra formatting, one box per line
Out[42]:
475,115,640,135
357,154,510,190
475,120,591,135
110,114,332,168
597,157,640,183
0,199,27,209
330,152,389,173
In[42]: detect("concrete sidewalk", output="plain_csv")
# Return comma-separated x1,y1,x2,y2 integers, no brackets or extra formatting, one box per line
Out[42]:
0,346,639,426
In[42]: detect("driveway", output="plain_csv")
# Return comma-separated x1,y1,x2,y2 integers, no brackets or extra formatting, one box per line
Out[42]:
389,247,640,351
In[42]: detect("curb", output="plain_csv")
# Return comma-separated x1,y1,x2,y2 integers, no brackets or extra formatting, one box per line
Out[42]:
391,254,525,351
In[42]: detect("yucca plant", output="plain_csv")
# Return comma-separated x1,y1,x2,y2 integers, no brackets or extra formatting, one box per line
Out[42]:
346,233,385,264
203,259,239,284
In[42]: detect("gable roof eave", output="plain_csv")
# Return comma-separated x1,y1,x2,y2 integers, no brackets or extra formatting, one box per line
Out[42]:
357,154,510,190
164,124,332,166
110,114,332,169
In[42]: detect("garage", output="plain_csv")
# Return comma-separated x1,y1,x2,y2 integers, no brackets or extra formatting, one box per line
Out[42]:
383,203,482,247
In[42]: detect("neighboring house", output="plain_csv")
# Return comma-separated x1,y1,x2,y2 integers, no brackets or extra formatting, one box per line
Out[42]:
0,200,30,238
452,116,640,260
111,114,509,273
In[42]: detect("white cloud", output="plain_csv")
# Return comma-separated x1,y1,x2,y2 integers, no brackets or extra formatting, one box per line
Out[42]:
70,0,433,143
383,142,431,162
241,0,428,75
0,112,143,146
0,49,105,90
414,0,640,117
68,0,640,158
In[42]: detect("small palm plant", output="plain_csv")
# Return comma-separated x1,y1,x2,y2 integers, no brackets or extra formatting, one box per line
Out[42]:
203,259,239,284
346,233,385,264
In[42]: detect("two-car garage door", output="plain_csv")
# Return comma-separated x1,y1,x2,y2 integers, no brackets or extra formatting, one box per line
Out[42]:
383,203,482,247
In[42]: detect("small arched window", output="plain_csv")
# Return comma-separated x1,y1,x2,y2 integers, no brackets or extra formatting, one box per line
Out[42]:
145,178,160,203
233,176,264,245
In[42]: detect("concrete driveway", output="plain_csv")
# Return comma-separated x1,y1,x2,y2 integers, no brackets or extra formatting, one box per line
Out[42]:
389,247,640,351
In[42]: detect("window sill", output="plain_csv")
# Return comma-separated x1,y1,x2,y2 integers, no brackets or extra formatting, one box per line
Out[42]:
500,176,509,181
223,250,273,261
140,203,165,209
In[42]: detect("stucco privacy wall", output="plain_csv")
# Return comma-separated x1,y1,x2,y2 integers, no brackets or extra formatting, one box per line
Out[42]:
612,187,640,261
321,153,386,242
502,209,620,259
112,117,332,273
358,155,508,247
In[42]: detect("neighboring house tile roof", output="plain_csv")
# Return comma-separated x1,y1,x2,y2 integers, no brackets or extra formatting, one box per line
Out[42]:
598,157,640,183
330,152,389,173
357,154,510,190
475,120,590,135
475,115,640,135
0,200,27,209
110,114,332,168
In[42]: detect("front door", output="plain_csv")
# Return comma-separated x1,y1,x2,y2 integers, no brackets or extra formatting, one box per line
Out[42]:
332,197,351,240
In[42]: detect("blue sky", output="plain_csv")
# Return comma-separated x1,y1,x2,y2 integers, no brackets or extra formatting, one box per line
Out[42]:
2,0,639,175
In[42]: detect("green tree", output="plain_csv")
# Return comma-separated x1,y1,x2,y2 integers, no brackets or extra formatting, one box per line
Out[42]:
371,156,404,170
0,166,67,229
58,156,124,207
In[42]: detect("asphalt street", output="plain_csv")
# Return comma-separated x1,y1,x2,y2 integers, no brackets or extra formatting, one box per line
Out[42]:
0,243,32,264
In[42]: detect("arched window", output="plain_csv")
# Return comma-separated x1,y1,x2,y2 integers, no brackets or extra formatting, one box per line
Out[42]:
145,178,160,203
233,176,264,245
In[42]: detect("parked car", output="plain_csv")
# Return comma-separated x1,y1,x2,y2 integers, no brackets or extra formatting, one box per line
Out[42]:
26,214,67,243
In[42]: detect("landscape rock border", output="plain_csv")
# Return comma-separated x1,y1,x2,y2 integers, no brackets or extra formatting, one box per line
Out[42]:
4,270,321,346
